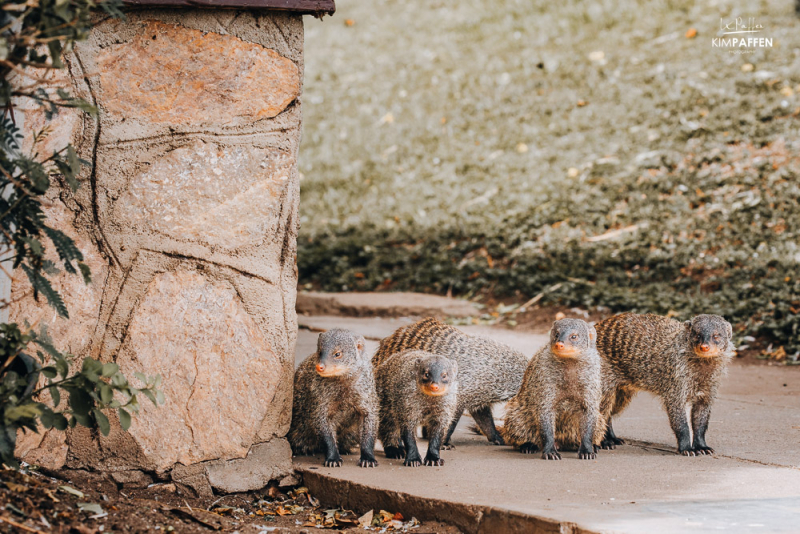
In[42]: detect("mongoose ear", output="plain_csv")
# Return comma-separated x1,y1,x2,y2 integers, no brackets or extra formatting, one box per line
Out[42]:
684,320,692,330
451,360,458,377
588,325,597,343
355,336,366,357
724,321,733,339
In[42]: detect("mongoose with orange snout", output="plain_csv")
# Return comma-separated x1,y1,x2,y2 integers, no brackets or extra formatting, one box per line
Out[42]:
288,329,379,467
376,351,458,466
595,313,734,456
372,317,528,447
501,318,605,460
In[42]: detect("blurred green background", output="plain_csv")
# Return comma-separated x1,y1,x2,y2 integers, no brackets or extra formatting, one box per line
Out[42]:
298,0,800,359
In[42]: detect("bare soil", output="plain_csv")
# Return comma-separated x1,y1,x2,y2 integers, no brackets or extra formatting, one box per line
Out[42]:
0,467,461,534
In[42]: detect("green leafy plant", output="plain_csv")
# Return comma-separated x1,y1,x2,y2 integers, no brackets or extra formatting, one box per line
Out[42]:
1,0,161,469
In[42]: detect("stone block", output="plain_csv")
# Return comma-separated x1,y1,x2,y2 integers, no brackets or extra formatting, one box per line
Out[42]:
112,139,292,251
96,20,300,128
205,438,293,493
116,269,283,473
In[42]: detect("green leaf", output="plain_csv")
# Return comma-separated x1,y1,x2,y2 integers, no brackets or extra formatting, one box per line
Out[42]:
22,265,69,318
141,388,157,406
101,363,119,377
50,386,60,407
42,366,57,379
55,357,69,379
68,388,93,418
118,408,131,431
133,372,147,385
78,262,92,284
92,409,110,436
99,384,113,404
52,413,68,431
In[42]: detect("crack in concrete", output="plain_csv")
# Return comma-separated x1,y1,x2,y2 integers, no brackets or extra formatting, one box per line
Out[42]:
626,439,800,471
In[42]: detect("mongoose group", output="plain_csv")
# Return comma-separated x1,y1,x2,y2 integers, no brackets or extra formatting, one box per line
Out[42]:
290,312,734,466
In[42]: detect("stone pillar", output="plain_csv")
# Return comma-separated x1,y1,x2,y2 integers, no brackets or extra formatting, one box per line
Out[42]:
12,8,309,494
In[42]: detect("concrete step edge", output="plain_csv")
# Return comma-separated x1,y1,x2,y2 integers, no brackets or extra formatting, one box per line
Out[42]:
297,467,605,534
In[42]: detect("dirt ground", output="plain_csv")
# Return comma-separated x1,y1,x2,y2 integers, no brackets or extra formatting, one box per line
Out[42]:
0,467,461,534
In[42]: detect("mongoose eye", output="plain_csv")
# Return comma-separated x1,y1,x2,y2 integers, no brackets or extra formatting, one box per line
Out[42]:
441,373,447,379
424,371,430,378
333,351,343,359
570,334,578,340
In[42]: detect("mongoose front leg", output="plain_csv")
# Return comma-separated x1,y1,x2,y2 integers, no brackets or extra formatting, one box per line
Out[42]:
470,405,505,445
357,412,379,467
539,407,561,460
424,422,447,466
578,407,598,460
666,397,694,456
401,426,423,467
691,399,714,455
320,422,343,467
441,408,464,450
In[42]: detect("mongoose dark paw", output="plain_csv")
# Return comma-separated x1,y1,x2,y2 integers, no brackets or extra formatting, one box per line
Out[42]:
384,446,405,459
577,448,597,460
601,437,624,450
440,442,456,451
423,454,444,466
358,456,379,468
693,446,715,455
679,448,697,457
404,456,423,467
489,435,506,446
323,456,343,467
519,442,538,454
542,449,562,460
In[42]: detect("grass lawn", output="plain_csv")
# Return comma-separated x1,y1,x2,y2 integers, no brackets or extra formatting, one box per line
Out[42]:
298,0,800,358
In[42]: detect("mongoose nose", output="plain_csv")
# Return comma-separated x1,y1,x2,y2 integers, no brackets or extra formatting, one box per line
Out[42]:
429,383,440,392
316,363,325,373
554,342,565,351
699,344,711,352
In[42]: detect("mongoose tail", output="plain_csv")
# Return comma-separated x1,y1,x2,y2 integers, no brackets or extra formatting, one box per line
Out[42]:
288,329,379,468
596,313,734,456
501,319,605,460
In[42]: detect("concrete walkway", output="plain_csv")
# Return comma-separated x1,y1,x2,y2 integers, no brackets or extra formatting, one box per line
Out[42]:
295,316,800,534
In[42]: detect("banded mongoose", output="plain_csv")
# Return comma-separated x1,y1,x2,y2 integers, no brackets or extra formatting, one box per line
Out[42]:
376,351,458,466
373,317,528,447
288,329,379,467
595,313,734,456
501,319,604,460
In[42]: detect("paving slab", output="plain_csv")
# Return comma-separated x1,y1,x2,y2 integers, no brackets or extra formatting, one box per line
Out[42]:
297,291,481,318
293,317,800,533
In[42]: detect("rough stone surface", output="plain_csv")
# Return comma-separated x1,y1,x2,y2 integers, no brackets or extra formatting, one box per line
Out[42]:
96,20,300,127
296,291,482,319
114,140,292,250
205,439,293,493
10,9,303,490
116,270,282,473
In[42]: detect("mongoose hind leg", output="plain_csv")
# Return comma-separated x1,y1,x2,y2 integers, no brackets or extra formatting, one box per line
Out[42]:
519,442,539,454
601,419,625,449
441,408,464,449
470,405,505,445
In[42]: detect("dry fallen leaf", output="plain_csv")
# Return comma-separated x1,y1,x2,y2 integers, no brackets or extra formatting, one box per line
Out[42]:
685,28,697,38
